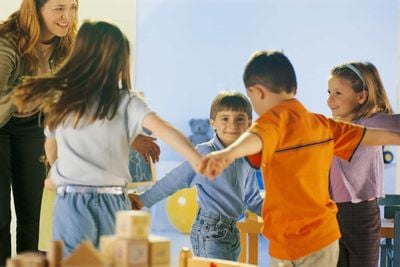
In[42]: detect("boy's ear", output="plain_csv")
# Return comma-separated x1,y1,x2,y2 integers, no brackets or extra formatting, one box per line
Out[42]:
358,90,368,105
210,119,216,129
250,85,266,99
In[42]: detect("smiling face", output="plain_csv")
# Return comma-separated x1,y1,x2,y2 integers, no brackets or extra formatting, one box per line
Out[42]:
211,109,251,147
327,75,367,122
39,0,77,41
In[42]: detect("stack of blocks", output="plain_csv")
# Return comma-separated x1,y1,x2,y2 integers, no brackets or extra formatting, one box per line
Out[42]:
6,210,171,267
101,210,170,266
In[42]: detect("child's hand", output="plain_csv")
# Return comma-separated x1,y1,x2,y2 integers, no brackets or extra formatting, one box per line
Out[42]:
128,193,144,210
131,134,160,163
44,177,57,191
198,151,233,179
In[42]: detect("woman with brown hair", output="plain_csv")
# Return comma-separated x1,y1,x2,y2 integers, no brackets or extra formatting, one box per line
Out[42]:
0,0,78,264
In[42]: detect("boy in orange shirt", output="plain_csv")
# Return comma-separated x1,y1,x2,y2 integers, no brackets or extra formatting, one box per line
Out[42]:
199,50,400,267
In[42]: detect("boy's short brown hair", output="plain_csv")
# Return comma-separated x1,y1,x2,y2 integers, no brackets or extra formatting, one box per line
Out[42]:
243,50,297,94
210,91,252,120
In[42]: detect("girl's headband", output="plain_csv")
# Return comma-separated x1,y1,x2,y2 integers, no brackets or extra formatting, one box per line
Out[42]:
344,64,366,90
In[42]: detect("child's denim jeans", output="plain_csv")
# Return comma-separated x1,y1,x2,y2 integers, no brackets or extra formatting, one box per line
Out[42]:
52,185,131,256
190,208,240,261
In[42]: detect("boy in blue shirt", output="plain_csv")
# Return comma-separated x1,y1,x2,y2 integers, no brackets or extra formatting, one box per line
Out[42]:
131,91,263,261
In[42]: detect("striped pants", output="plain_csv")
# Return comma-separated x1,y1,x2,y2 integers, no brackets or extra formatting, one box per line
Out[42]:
336,199,380,267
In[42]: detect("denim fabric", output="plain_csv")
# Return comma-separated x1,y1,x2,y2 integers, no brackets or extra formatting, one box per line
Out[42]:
190,208,240,261
0,115,46,266
53,186,131,256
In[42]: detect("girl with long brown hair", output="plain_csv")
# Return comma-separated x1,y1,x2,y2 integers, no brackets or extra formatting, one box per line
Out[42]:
14,20,201,256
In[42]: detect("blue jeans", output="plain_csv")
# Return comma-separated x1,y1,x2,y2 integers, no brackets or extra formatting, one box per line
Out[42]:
190,208,240,261
53,186,131,256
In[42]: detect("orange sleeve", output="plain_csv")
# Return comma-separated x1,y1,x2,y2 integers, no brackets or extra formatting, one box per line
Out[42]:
328,119,366,161
246,114,280,168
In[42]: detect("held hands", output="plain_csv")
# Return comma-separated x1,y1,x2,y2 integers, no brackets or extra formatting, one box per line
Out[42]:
197,150,234,180
131,134,160,163
128,193,144,210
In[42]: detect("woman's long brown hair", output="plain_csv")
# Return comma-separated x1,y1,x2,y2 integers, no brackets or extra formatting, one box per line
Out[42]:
0,0,78,73
14,21,132,131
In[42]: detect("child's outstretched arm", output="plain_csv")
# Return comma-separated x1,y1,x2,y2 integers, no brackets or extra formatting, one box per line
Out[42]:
142,113,201,169
362,128,400,146
199,132,262,179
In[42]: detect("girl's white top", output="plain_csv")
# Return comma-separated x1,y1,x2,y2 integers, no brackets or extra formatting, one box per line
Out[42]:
45,91,152,187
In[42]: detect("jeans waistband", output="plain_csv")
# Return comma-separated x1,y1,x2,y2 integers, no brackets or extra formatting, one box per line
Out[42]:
197,208,236,227
57,185,126,195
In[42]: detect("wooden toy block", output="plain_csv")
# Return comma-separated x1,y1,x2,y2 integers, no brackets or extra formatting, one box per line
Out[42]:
148,235,170,265
63,241,106,267
6,252,46,267
47,240,64,267
114,238,148,267
115,210,150,239
99,235,117,265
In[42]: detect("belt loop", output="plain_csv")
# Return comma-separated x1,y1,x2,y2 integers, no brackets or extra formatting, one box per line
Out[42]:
58,186,66,196
216,216,223,228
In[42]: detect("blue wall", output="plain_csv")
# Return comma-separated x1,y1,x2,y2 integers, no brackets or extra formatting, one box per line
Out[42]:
136,0,399,160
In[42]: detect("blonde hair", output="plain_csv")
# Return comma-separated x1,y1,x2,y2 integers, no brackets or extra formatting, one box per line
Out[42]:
330,62,392,118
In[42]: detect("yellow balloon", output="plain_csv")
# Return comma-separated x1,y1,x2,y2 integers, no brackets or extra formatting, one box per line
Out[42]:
166,187,198,234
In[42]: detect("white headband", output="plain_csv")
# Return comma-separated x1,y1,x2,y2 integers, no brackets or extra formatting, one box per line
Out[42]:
344,64,366,89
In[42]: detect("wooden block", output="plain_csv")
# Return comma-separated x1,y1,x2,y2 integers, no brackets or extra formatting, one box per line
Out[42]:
148,235,170,265
116,210,150,239
63,241,105,267
8,253,46,267
99,235,117,265
179,247,192,267
47,240,64,267
114,238,148,267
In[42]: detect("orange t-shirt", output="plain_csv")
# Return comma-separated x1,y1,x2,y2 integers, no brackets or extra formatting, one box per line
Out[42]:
247,99,365,260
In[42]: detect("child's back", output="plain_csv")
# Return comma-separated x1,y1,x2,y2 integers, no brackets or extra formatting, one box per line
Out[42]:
247,97,363,259
48,91,148,186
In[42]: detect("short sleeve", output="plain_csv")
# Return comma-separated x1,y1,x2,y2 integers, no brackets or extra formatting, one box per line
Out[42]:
329,119,366,161
246,114,280,168
126,94,153,142
44,126,55,138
